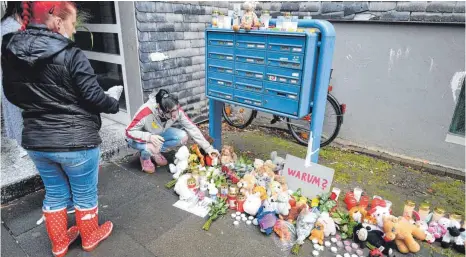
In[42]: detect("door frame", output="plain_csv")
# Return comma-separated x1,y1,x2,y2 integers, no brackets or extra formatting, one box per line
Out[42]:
78,1,144,125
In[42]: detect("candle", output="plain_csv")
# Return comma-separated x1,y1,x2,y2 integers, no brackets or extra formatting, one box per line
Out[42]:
418,202,430,221
403,200,416,218
227,194,237,210
332,187,341,201
450,213,463,223
431,207,445,222
353,187,363,202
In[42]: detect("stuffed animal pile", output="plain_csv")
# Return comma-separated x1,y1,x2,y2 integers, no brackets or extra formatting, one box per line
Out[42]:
166,143,465,256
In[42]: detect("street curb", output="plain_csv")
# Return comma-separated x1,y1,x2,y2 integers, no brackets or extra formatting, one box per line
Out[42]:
339,144,465,181
1,144,130,204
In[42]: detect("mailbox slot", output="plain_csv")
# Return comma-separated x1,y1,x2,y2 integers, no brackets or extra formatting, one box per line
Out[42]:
207,59,234,74
267,35,305,53
208,46,234,61
235,62,265,80
235,49,266,65
236,34,266,49
264,82,300,100
235,77,263,93
207,84,234,100
208,32,234,47
267,52,303,69
234,90,263,107
266,66,302,85
208,72,234,87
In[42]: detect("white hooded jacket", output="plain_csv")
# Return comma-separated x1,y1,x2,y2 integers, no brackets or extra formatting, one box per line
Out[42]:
125,94,213,153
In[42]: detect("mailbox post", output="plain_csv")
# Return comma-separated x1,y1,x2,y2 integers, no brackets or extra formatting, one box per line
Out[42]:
207,19,335,164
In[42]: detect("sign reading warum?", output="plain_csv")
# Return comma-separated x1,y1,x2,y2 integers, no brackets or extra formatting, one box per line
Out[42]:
281,154,335,199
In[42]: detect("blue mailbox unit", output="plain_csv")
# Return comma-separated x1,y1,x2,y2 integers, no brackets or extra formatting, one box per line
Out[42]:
206,20,335,164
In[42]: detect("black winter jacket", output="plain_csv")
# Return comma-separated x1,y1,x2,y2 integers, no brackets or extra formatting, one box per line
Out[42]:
1,25,119,151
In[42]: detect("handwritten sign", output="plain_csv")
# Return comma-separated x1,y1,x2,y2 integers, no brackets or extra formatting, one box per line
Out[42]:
281,154,335,199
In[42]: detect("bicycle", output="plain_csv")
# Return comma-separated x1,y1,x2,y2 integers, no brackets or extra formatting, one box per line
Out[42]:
223,70,346,147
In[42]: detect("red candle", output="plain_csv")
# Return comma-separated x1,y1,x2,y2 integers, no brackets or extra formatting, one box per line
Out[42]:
345,192,355,202
236,198,245,212
345,197,358,210
359,195,370,208
227,194,237,210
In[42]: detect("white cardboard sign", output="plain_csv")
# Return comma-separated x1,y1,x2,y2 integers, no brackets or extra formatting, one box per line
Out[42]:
281,154,335,199
173,197,213,218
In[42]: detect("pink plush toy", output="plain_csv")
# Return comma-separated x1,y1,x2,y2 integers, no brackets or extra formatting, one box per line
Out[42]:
428,218,449,240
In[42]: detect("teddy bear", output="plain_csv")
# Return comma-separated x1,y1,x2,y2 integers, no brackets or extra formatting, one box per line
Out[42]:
220,145,237,165
368,205,390,229
274,175,288,192
174,174,196,201
267,181,283,201
309,221,325,245
317,211,337,237
383,216,426,254
240,1,259,29
169,146,190,179
353,223,396,256
276,191,291,216
243,191,262,216
237,173,256,195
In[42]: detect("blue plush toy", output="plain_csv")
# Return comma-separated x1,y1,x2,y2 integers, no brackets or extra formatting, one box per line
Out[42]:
256,200,278,235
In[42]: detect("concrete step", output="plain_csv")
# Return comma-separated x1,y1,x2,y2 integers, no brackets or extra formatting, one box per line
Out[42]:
1,117,129,204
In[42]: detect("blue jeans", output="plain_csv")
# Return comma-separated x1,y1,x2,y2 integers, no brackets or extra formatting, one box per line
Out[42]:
28,148,100,211
127,128,188,160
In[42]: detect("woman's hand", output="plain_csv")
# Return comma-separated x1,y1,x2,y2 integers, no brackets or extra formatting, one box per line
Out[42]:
105,85,124,101
207,148,220,158
149,135,165,146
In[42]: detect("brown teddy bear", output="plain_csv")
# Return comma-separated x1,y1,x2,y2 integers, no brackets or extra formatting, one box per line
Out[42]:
383,216,426,253
309,221,325,245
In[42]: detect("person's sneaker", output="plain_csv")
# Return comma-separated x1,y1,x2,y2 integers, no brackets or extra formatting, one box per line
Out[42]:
152,153,168,166
140,157,155,174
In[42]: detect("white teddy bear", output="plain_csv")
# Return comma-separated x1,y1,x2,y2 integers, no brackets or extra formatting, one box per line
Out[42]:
276,191,291,216
174,174,196,201
169,146,190,179
317,211,337,237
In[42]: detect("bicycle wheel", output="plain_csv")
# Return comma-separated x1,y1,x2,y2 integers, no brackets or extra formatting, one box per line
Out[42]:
286,94,343,147
222,103,257,129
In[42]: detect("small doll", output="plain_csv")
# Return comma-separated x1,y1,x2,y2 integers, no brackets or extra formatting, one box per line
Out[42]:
241,1,259,29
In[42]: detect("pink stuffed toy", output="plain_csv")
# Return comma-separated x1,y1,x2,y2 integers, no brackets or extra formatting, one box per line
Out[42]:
428,218,449,240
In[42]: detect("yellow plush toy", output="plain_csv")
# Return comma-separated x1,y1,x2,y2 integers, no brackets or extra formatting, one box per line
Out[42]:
253,186,267,201
382,216,426,253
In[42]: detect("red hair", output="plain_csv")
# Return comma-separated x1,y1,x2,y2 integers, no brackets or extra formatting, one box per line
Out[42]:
20,1,76,31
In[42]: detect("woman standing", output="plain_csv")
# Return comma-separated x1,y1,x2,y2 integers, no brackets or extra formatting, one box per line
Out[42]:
2,2,123,256
1,2,27,157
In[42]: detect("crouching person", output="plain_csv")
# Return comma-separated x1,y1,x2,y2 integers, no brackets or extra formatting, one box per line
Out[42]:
126,89,219,173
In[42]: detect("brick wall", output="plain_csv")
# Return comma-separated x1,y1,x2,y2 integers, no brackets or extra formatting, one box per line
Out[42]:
135,1,230,123
135,1,465,123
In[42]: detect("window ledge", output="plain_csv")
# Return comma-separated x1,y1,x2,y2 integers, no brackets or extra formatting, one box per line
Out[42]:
445,133,465,146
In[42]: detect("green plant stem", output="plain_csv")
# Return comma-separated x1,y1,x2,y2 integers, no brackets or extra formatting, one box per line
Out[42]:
202,218,213,231
291,244,301,255
165,179,177,189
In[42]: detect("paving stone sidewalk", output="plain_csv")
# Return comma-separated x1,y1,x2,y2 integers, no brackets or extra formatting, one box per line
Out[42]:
1,128,463,257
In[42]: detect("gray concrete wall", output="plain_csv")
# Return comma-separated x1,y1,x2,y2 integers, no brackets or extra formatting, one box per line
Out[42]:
330,22,465,170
